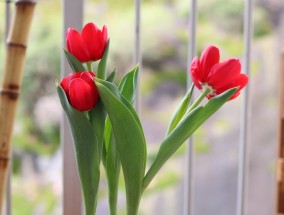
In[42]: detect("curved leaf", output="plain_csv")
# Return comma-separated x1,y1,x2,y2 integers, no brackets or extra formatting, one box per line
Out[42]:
97,78,145,137
104,66,138,215
167,84,194,134
57,85,100,215
89,101,106,161
106,133,120,215
95,78,146,215
118,65,138,103
97,39,110,80
64,49,86,72
107,68,116,83
143,88,237,190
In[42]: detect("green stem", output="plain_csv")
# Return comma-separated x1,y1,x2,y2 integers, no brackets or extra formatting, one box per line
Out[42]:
127,196,141,215
87,62,93,72
186,87,211,114
166,84,194,135
142,87,211,193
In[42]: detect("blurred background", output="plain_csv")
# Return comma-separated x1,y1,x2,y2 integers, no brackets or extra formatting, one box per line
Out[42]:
0,0,283,214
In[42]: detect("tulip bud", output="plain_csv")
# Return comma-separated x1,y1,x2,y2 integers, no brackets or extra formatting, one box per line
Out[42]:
60,72,99,111
66,22,108,63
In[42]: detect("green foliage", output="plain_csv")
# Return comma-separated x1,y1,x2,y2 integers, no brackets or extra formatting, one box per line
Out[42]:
143,172,180,195
141,70,187,95
95,77,146,215
0,0,275,213
57,86,100,215
104,66,138,215
97,40,110,79
167,84,194,134
143,88,237,190
64,50,86,72
12,116,59,158
202,0,244,34
13,182,57,215
253,8,272,38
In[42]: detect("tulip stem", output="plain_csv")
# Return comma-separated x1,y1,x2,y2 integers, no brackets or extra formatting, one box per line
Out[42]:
187,87,211,113
87,62,93,72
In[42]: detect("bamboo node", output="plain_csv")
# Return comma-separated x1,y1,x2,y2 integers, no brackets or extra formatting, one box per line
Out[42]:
6,41,27,49
0,89,19,100
15,0,36,6
8,84,19,90
0,156,10,161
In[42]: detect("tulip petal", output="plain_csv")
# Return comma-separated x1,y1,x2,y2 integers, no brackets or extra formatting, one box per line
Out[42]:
216,73,248,100
60,73,73,92
80,71,95,86
69,78,95,111
102,25,108,44
200,45,220,81
80,72,99,104
207,58,241,89
190,57,202,90
66,28,90,62
82,23,106,61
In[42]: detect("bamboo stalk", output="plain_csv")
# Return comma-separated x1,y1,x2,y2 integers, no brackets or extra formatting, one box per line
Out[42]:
277,50,284,214
0,0,36,212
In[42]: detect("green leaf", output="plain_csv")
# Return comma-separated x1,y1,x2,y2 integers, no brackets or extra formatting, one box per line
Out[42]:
104,66,138,215
89,100,106,162
106,133,120,215
97,39,110,80
167,84,194,134
143,88,237,190
95,78,146,215
57,85,100,215
97,78,144,136
118,65,138,104
107,68,117,83
64,49,86,72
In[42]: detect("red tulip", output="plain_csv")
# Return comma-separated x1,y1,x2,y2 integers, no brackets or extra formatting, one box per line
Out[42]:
190,45,248,100
66,22,108,63
60,72,99,111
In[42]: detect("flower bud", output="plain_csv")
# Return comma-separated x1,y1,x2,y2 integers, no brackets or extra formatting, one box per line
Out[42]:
60,72,99,111
66,22,108,63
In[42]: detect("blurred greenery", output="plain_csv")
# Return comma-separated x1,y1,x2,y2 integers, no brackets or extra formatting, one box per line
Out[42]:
0,0,279,214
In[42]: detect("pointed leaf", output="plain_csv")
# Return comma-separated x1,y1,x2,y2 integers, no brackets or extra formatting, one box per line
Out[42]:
97,39,110,80
106,133,120,215
96,78,145,135
118,65,138,103
57,85,100,215
104,66,138,215
64,49,86,72
107,68,117,83
95,78,146,215
143,88,237,190
167,84,194,134
89,101,106,161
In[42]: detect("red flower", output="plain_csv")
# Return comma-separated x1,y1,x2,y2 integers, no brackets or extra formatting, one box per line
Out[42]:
66,22,108,63
190,45,248,100
60,72,99,111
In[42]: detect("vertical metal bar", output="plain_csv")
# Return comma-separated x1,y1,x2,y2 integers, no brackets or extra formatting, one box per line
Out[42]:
236,0,252,214
62,0,84,214
183,0,197,214
134,0,141,111
5,2,11,215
